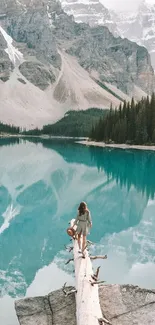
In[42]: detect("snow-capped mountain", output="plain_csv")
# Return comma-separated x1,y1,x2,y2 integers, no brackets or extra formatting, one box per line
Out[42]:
113,0,155,68
60,0,155,69
0,0,154,129
60,0,118,35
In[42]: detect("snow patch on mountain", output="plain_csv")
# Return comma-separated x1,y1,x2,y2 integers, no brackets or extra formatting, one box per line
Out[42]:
60,0,155,69
115,0,155,68
60,0,118,34
0,26,23,66
46,4,54,27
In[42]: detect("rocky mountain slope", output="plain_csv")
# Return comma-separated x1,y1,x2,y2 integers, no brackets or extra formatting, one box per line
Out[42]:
61,0,155,70
115,1,155,69
0,0,154,129
60,0,118,34
15,285,155,325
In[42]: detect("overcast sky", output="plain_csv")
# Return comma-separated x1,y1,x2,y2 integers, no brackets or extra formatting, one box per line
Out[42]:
100,0,154,12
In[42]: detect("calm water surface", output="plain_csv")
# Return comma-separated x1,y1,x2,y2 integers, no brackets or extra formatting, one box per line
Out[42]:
0,138,155,325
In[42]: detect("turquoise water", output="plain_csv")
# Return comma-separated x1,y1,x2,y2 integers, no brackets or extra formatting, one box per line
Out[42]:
1,138,155,324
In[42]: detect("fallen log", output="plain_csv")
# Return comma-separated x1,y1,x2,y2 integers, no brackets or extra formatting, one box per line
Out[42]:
70,219,105,325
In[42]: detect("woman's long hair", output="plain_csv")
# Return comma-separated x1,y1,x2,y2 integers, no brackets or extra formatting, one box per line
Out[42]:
78,202,88,216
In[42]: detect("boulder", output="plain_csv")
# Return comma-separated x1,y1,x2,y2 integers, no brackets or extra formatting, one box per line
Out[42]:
15,284,155,325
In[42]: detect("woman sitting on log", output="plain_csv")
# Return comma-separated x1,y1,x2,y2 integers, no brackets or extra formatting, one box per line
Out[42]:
72,201,92,257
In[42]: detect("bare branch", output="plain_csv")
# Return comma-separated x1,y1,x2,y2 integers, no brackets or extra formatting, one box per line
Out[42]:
62,282,77,296
87,240,94,246
64,245,73,252
90,255,107,260
90,280,106,286
96,266,100,279
65,258,74,265
83,243,89,251
91,266,101,281
62,282,67,295
65,289,77,296
98,317,112,325
63,282,67,288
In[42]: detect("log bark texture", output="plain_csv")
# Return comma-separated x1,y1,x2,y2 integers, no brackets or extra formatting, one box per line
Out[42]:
71,220,104,325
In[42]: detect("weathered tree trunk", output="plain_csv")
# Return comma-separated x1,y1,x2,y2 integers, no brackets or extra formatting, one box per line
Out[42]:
71,220,104,325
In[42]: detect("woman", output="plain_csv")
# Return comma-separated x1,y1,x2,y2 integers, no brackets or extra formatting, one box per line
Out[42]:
72,202,92,257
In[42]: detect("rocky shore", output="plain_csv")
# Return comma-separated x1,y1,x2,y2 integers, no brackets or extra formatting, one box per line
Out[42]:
78,140,155,152
15,284,155,325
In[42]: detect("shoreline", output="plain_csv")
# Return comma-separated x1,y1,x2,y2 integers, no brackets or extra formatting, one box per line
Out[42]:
0,134,88,140
77,140,155,151
1,134,155,151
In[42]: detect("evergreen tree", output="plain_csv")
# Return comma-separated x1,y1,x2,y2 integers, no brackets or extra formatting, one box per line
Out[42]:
91,94,155,145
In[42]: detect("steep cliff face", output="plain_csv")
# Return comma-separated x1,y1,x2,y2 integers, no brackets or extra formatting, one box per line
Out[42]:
2,0,154,94
0,28,13,81
65,28,154,95
0,0,154,128
115,1,155,70
60,0,118,35
59,0,155,71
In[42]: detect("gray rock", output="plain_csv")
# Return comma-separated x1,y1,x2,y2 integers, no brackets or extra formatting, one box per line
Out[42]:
0,33,13,81
6,12,61,69
60,0,118,35
64,27,154,95
17,78,26,84
19,61,56,90
0,0,154,95
99,284,155,325
114,2,155,70
15,296,53,325
15,286,76,325
57,0,155,71
49,288,76,325
15,284,155,325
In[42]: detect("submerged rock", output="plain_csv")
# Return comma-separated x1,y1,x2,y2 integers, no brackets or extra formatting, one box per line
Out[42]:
15,284,155,325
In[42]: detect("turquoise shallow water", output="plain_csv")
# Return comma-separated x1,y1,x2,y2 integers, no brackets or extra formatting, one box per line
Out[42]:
0,138,155,324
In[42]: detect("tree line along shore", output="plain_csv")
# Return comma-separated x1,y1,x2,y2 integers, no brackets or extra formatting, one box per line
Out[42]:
1,95,155,146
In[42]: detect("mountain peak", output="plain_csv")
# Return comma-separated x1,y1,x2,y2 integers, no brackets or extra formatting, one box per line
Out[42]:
139,0,155,10
143,0,155,4
59,0,118,35
0,0,154,129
